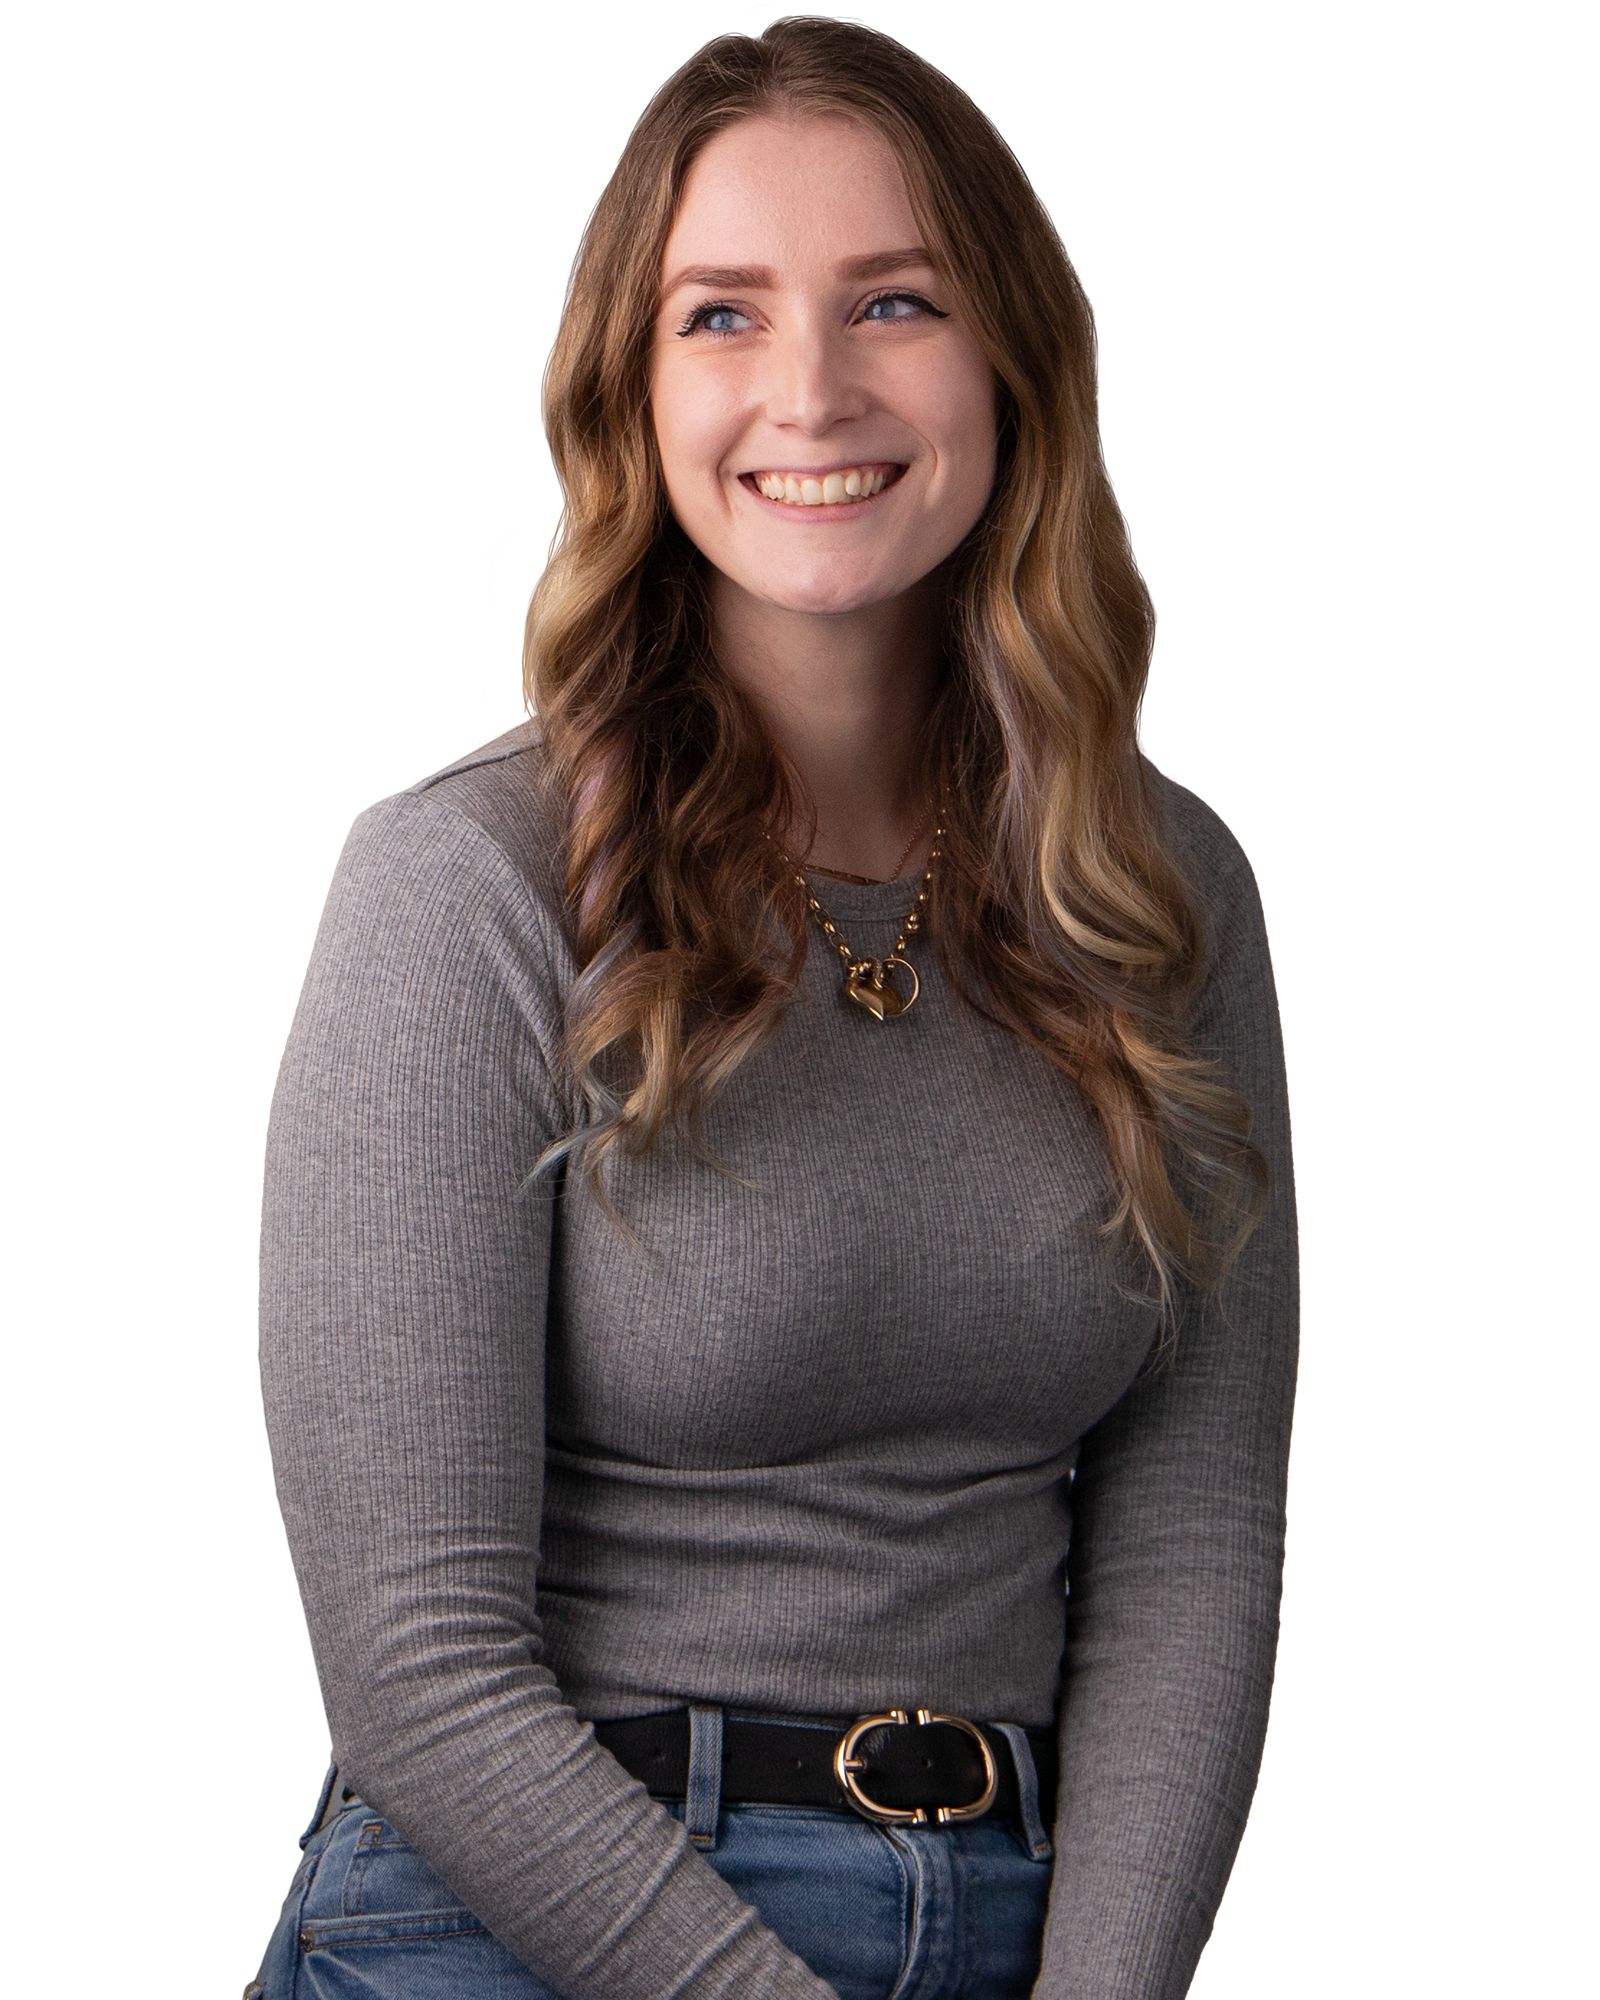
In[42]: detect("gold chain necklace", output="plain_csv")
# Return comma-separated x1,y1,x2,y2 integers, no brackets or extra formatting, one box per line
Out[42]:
771,817,944,1021
807,810,929,888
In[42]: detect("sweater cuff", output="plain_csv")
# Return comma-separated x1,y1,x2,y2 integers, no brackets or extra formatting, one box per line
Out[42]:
1034,1855,1215,1999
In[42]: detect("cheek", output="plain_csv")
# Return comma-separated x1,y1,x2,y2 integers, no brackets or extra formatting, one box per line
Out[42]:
651,362,744,500
865,322,994,467
649,375,692,501
922,348,998,510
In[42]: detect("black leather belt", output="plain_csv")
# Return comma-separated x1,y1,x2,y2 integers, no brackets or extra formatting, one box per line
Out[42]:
595,1707,1056,1830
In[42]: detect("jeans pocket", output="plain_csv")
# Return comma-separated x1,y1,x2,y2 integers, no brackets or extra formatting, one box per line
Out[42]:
291,1815,561,2000
288,1814,488,1945
339,1818,485,1924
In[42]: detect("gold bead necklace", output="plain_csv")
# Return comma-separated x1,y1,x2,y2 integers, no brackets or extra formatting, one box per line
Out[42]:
770,815,944,1022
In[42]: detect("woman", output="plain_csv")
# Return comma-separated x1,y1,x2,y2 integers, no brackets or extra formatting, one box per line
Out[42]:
253,18,1296,2000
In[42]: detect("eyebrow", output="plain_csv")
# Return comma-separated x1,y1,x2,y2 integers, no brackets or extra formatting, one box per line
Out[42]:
660,247,936,296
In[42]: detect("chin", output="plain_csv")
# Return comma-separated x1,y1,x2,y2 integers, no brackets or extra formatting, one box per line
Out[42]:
765,583,886,616
752,556,919,618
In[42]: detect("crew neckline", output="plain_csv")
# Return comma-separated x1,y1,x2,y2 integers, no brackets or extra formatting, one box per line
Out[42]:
798,867,925,911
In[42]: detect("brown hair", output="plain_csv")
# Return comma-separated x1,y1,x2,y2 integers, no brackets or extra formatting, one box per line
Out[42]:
525,17,1264,1312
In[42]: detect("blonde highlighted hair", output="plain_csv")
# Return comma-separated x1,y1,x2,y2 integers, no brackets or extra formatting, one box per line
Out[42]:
525,17,1264,1311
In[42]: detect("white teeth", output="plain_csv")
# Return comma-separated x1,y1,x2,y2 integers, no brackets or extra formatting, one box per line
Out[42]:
754,467,893,507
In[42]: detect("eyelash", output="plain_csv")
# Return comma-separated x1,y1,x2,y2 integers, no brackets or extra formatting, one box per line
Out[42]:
674,289,949,339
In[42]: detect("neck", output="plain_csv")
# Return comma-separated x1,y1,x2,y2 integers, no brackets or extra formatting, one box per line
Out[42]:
709,569,941,879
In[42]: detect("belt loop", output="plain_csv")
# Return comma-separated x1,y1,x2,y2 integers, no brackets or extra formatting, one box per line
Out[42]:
686,1705,724,1852
994,1725,1054,1861
300,1760,339,1850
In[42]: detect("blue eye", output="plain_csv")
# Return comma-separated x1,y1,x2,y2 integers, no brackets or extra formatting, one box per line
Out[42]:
679,301,753,338
860,292,946,324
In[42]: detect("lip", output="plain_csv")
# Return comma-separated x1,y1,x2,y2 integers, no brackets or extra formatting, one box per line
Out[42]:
737,461,907,517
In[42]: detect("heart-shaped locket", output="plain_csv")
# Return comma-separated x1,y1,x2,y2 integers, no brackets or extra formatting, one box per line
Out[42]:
845,956,920,1021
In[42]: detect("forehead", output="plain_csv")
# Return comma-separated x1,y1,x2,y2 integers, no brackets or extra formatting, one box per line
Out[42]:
662,112,923,279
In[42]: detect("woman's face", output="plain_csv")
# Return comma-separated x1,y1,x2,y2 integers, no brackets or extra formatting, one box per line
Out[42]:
651,112,997,619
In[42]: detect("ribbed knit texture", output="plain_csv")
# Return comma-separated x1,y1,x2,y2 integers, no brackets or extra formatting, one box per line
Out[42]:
261,721,1297,1999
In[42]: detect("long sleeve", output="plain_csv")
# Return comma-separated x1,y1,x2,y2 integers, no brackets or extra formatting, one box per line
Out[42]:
260,789,836,2000
1036,789,1300,1996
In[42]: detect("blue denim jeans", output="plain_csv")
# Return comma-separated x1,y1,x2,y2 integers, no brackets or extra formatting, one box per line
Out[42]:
253,1732,1053,1999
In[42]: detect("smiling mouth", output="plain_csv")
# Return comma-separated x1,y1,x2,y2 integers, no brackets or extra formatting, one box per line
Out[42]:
742,464,905,507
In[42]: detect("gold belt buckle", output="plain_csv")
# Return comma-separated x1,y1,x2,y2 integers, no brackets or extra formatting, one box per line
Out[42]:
834,1707,998,1826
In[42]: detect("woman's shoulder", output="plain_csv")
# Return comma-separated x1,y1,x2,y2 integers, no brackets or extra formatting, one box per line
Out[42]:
340,719,569,924
1141,759,1280,1017
1141,758,1260,910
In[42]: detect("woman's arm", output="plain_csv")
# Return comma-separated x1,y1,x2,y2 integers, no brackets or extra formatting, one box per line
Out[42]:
1037,781,1300,1998
261,782,835,2000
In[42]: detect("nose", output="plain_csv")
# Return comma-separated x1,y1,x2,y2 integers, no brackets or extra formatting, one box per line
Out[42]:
763,318,869,437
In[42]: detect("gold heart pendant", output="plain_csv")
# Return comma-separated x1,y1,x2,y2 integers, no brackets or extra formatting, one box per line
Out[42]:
845,956,920,1021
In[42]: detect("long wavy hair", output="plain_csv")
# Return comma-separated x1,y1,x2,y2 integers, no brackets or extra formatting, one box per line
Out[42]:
525,17,1265,1312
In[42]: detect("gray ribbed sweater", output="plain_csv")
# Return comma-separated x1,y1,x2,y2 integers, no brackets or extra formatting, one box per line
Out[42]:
261,721,1297,1999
